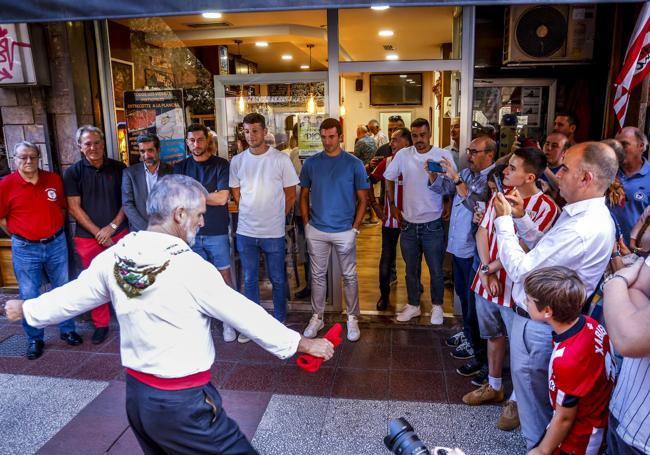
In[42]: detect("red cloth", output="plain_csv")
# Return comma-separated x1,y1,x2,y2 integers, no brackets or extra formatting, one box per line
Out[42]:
74,229,129,327
127,368,211,390
296,323,343,373
0,170,66,240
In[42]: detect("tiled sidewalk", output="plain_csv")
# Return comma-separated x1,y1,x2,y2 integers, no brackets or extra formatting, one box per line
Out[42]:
0,311,523,454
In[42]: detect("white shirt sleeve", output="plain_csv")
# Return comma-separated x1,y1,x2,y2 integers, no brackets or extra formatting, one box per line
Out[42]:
383,151,402,181
280,153,300,188
513,213,545,248
229,154,241,188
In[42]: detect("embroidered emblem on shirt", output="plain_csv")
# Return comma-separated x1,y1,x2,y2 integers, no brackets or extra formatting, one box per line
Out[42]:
634,191,645,201
45,188,57,201
113,255,170,298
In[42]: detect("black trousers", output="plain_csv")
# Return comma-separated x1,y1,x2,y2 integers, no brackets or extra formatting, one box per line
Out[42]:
126,375,258,455
379,226,401,299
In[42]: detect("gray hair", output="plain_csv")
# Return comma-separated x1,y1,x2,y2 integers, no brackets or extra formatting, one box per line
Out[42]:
146,174,208,226
75,125,105,145
581,141,619,193
13,141,40,157
620,126,648,149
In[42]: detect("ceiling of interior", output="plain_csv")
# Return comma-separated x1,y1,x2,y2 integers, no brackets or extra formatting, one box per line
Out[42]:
114,7,456,73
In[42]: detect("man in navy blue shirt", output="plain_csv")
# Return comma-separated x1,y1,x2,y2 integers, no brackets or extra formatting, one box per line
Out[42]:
174,124,236,342
300,118,369,342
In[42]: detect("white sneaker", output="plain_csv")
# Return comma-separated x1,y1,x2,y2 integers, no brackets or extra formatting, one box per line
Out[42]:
396,305,421,322
430,305,444,325
303,314,324,338
237,333,250,343
223,324,236,343
347,315,361,342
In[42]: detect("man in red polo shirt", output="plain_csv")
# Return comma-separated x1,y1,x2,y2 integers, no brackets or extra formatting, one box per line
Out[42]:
64,125,128,344
0,141,81,359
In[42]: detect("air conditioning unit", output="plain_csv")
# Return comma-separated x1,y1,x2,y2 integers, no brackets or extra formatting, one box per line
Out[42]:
503,5,596,64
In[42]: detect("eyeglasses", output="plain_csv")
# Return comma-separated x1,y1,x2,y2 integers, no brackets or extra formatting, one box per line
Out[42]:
388,115,403,122
465,148,485,156
14,154,39,161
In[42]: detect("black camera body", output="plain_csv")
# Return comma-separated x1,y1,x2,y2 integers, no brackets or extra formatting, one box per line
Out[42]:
384,418,431,455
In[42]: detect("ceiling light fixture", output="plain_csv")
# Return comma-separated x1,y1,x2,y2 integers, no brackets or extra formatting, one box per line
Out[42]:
300,65,310,69
281,54,293,60
306,44,316,114
386,54,399,60
201,12,222,19
371,5,390,11
378,30,394,37
255,41,268,47
400,75,408,78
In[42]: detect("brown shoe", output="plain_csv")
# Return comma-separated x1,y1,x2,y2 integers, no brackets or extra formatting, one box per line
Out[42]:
462,383,505,405
497,400,520,431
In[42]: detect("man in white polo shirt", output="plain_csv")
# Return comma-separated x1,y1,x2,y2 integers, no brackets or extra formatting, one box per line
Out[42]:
230,113,299,342
384,118,456,325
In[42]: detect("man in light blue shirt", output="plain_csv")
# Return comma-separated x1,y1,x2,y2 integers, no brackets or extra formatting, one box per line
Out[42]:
299,118,369,342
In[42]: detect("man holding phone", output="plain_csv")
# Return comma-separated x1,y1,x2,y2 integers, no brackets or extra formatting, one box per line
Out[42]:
384,118,456,324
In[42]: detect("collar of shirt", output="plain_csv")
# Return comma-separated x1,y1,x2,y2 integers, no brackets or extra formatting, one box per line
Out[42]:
144,163,160,176
618,158,650,179
81,156,107,171
562,196,606,217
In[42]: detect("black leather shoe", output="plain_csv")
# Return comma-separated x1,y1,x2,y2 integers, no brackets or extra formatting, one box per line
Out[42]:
376,297,389,311
294,287,311,299
26,340,44,360
60,331,83,346
92,327,109,345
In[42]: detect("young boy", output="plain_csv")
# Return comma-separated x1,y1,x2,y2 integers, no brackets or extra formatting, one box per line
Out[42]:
524,266,616,455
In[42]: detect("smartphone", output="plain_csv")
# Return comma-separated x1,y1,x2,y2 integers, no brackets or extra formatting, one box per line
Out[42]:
493,174,504,193
427,161,444,173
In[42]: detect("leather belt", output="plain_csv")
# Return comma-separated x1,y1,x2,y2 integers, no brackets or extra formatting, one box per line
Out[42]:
512,305,531,319
13,227,64,244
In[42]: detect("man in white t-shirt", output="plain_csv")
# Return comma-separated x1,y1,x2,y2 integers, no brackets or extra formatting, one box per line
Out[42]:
384,118,456,325
230,113,299,342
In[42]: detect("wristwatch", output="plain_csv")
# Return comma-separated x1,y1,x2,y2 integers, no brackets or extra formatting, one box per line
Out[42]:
454,177,463,186
110,223,118,230
479,263,490,274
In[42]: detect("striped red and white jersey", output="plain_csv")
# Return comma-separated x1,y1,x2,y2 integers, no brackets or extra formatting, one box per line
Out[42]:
380,155,404,229
471,189,559,307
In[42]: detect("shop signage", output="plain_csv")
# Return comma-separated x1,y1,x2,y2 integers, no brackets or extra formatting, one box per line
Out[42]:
297,114,325,158
124,89,186,164
0,23,35,85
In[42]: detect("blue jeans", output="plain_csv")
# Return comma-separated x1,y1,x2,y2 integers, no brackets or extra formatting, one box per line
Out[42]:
236,234,287,322
400,219,445,307
452,255,486,363
12,233,75,341
192,234,231,270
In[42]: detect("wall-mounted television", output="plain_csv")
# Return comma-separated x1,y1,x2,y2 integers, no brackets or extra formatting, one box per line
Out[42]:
370,73,423,106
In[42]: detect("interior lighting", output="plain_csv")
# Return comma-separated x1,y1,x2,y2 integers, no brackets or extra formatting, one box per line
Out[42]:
306,44,316,114
202,12,222,19
300,65,310,69
371,5,390,11
378,30,394,37
255,41,269,47
386,54,399,60
281,54,293,60
340,104,346,117
238,85,246,114
400,74,407,78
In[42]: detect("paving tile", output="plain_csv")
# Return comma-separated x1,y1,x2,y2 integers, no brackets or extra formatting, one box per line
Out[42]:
215,340,249,362
242,342,287,365
444,370,478,404
210,360,237,387
391,328,438,346
322,398,388,439
331,368,389,400
69,353,123,381
252,428,321,455
317,434,389,455
220,364,279,392
354,327,391,345
389,370,446,402
106,428,144,455
274,364,335,397
22,350,93,378
220,390,272,440
390,345,443,371
338,342,391,370
256,394,329,432
387,400,457,447
0,355,31,374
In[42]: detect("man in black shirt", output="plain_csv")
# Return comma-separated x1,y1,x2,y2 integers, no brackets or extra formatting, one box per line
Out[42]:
173,124,237,342
64,125,128,344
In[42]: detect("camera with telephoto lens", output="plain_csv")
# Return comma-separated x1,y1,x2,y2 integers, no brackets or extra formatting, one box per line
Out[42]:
384,417,430,455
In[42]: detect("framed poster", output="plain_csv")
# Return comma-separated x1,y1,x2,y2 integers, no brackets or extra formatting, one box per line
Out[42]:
110,58,134,110
379,112,412,136
144,66,175,89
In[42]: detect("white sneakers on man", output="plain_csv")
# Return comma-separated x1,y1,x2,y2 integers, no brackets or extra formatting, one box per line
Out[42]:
347,315,360,342
396,305,421,322
303,314,324,338
223,324,236,342
430,305,444,325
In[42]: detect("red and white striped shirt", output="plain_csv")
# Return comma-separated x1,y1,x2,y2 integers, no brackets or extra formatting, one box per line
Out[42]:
471,189,559,307
371,155,404,229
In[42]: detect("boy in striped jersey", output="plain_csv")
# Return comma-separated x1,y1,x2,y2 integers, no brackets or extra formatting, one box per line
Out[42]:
464,148,559,430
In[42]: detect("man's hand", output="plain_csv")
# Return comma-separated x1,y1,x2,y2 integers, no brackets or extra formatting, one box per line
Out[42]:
298,337,334,361
95,225,115,246
373,203,387,222
493,193,512,218
487,274,503,297
389,204,403,224
4,299,24,321
612,256,645,287
504,189,525,218
442,203,451,222
440,157,459,181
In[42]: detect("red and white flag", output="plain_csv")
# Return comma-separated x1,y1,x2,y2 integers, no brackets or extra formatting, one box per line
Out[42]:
613,2,650,127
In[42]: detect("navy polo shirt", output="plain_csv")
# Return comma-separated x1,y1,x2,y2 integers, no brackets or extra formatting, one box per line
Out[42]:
63,157,127,238
611,159,650,244
173,155,230,236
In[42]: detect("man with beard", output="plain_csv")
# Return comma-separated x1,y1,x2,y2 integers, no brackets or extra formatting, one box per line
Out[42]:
174,124,236,342
4,174,334,455
122,134,172,232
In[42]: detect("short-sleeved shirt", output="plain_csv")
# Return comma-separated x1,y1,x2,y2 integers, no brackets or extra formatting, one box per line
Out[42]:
471,189,559,307
354,136,377,164
611,159,650,244
371,154,403,229
0,170,66,240
383,145,457,224
229,147,299,238
299,151,369,233
173,155,230,236
63,157,127,238
549,315,615,454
